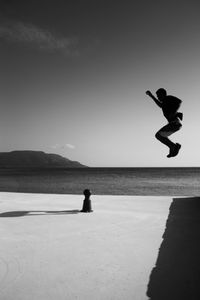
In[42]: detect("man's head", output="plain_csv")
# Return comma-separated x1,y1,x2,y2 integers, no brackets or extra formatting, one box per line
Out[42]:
156,88,167,101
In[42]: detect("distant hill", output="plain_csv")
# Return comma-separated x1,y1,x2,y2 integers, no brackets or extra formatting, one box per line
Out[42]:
0,151,87,168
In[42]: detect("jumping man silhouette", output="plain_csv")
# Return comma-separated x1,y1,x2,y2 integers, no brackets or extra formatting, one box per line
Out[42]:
146,88,183,158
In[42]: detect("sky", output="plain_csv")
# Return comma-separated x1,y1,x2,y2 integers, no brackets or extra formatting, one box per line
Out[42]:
0,0,200,167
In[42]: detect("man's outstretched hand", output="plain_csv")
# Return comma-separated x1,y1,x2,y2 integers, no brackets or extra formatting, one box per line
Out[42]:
146,90,152,97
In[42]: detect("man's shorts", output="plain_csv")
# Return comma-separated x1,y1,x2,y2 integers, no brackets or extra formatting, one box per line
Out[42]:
158,119,182,138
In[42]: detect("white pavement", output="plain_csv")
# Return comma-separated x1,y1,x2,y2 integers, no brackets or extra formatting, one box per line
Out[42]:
0,193,173,300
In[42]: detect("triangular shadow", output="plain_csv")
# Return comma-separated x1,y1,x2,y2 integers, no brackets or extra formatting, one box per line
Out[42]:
147,197,200,299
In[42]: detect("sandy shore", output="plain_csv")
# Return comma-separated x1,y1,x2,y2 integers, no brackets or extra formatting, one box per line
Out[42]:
0,193,196,300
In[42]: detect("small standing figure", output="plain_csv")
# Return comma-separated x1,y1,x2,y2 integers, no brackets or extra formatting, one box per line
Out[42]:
146,88,183,158
81,189,93,212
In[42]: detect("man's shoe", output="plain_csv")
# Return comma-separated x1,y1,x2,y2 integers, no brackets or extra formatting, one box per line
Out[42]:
167,143,181,158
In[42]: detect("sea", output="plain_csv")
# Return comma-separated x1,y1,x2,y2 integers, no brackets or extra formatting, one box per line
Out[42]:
0,167,200,196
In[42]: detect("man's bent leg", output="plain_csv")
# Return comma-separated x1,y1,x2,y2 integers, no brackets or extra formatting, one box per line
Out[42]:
155,129,175,149
155,121,182,155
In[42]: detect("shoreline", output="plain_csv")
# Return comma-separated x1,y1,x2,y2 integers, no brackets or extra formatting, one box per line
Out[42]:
0,167,200,196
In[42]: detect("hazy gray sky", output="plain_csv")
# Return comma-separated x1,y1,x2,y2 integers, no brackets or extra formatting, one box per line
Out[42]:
0,0,200,166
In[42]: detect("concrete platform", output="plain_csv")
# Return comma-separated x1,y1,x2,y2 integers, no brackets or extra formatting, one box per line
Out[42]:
0,193,174,300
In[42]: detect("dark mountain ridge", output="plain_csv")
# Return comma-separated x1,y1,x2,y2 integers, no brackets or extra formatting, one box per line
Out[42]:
0,151,87,168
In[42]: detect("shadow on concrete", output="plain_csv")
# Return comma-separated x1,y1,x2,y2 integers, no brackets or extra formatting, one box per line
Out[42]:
0,209,80,217
147,197,200,300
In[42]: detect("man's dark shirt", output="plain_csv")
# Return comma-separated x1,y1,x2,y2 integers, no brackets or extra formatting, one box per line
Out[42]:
161,95,182,122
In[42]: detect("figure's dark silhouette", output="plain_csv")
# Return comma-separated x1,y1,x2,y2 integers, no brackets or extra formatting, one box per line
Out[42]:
81,189,93,212
146,88,183,157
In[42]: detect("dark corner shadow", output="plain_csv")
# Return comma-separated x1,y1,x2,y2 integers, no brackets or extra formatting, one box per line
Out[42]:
146,197,200,300
0,209,80,217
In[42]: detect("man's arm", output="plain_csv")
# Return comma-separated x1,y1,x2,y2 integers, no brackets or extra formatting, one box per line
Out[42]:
146,90,162,108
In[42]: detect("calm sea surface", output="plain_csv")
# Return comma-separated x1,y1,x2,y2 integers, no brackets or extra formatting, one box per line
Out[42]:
0,168,200,196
